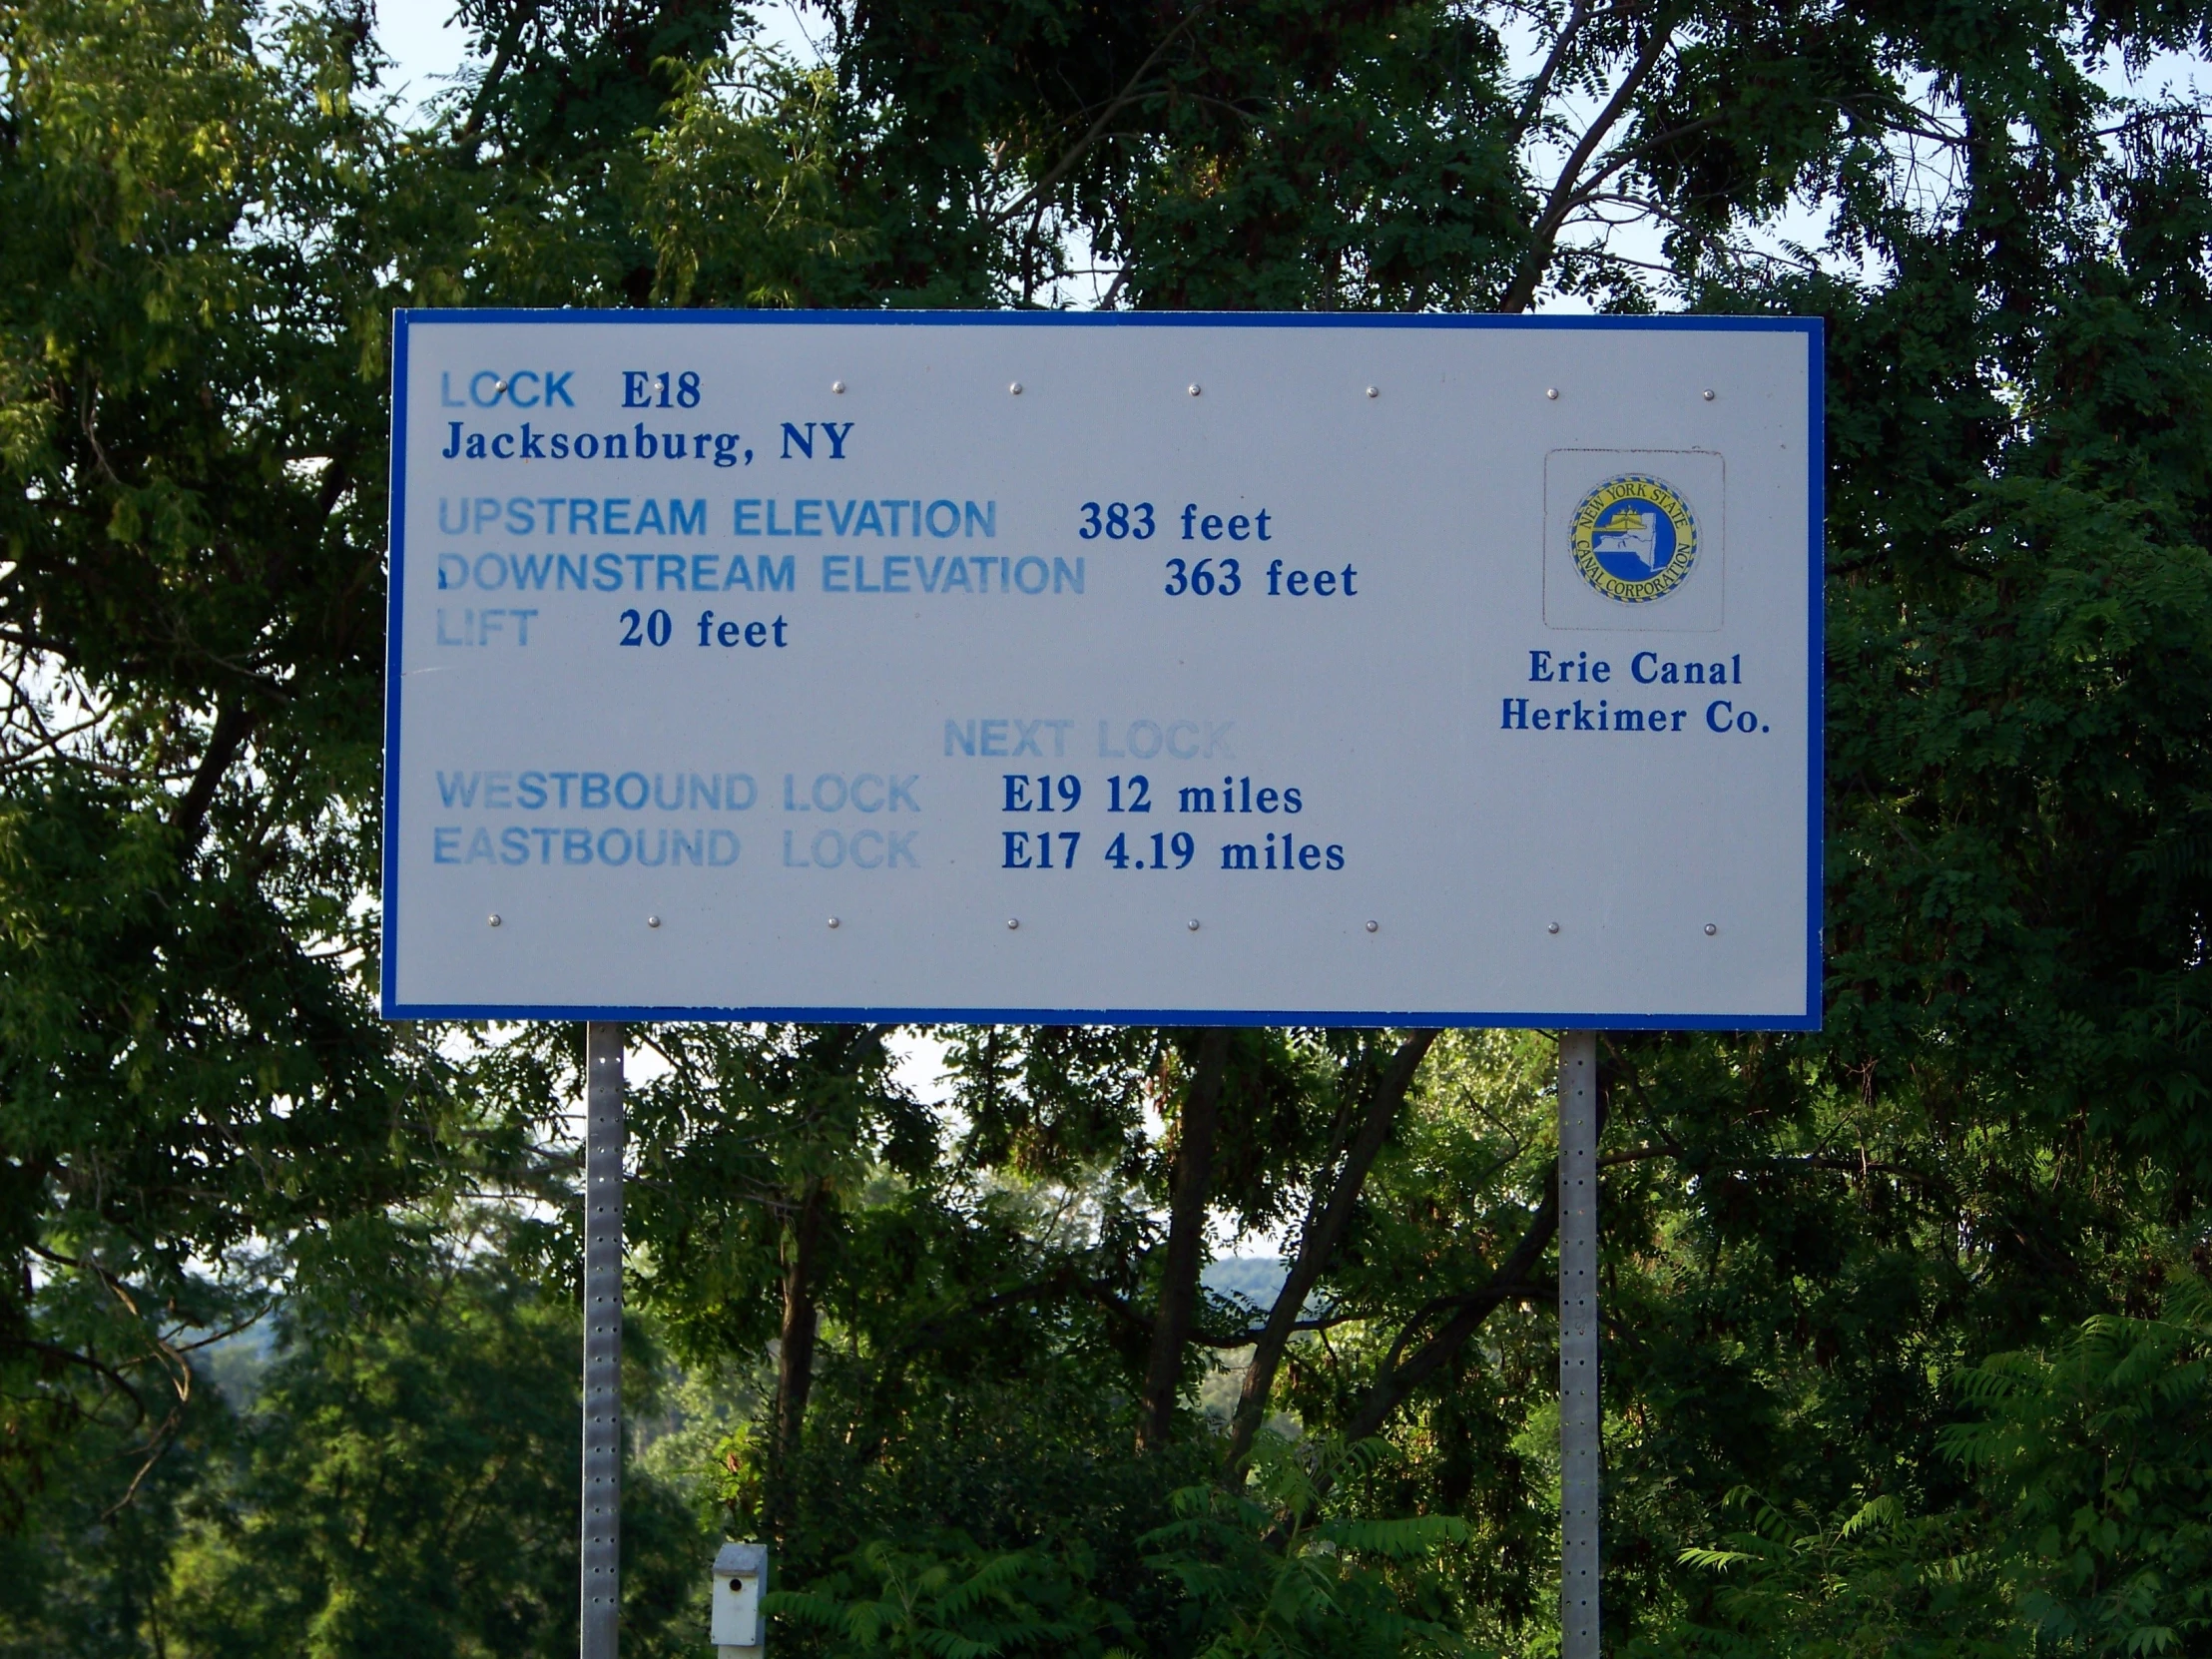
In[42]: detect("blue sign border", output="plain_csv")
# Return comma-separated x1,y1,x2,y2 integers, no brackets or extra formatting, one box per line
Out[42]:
383,309,1824,1030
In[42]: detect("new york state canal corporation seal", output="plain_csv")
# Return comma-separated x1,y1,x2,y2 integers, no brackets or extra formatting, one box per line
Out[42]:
1570,473,1699,603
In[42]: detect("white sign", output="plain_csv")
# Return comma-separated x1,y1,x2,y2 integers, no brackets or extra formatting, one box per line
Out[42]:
382,312,1821,1027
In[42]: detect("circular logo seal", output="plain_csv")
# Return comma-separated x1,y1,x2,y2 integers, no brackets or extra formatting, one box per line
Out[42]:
1570,474,1698,603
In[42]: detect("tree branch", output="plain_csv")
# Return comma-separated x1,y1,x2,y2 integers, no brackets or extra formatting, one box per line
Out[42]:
993,1,1216,229
1339,1172,1560,1445
170,699,257,851
1500,7,1681,312
459,1,540,144
1223,1029,1437,1471
1510,0,1594,149
1139,1027,1231,1450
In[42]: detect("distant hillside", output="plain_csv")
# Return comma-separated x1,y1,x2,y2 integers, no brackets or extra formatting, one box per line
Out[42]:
1201,1256,1289,1313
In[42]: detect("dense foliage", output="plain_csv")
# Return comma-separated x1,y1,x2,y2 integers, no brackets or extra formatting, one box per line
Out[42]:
6,0,2212,1654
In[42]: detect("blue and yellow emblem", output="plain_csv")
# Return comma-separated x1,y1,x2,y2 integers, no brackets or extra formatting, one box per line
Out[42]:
1570,474,1698,603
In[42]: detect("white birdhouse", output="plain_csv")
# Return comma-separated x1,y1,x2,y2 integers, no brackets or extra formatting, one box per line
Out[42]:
711,1541,768,1655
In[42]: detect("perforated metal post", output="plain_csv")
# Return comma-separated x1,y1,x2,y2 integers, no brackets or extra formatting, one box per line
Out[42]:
582,1023,625,1659
1558,1029,1600,1658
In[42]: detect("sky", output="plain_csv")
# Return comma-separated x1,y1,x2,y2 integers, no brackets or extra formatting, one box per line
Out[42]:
370,0,474,116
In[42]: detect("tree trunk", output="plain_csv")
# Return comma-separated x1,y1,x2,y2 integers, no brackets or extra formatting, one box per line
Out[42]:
771,1173,828,1526
1223,1029,1436,1470
1138,1027,1231,1451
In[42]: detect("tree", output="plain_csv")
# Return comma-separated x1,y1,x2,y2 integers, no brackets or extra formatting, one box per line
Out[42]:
1947,1275,2212,1654
162,1256,704,1659
0,0,462,1535
0,0,831,1547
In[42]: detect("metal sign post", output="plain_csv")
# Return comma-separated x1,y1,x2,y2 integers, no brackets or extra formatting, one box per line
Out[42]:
581,1022,625,1659
1557,1029,1600,1656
